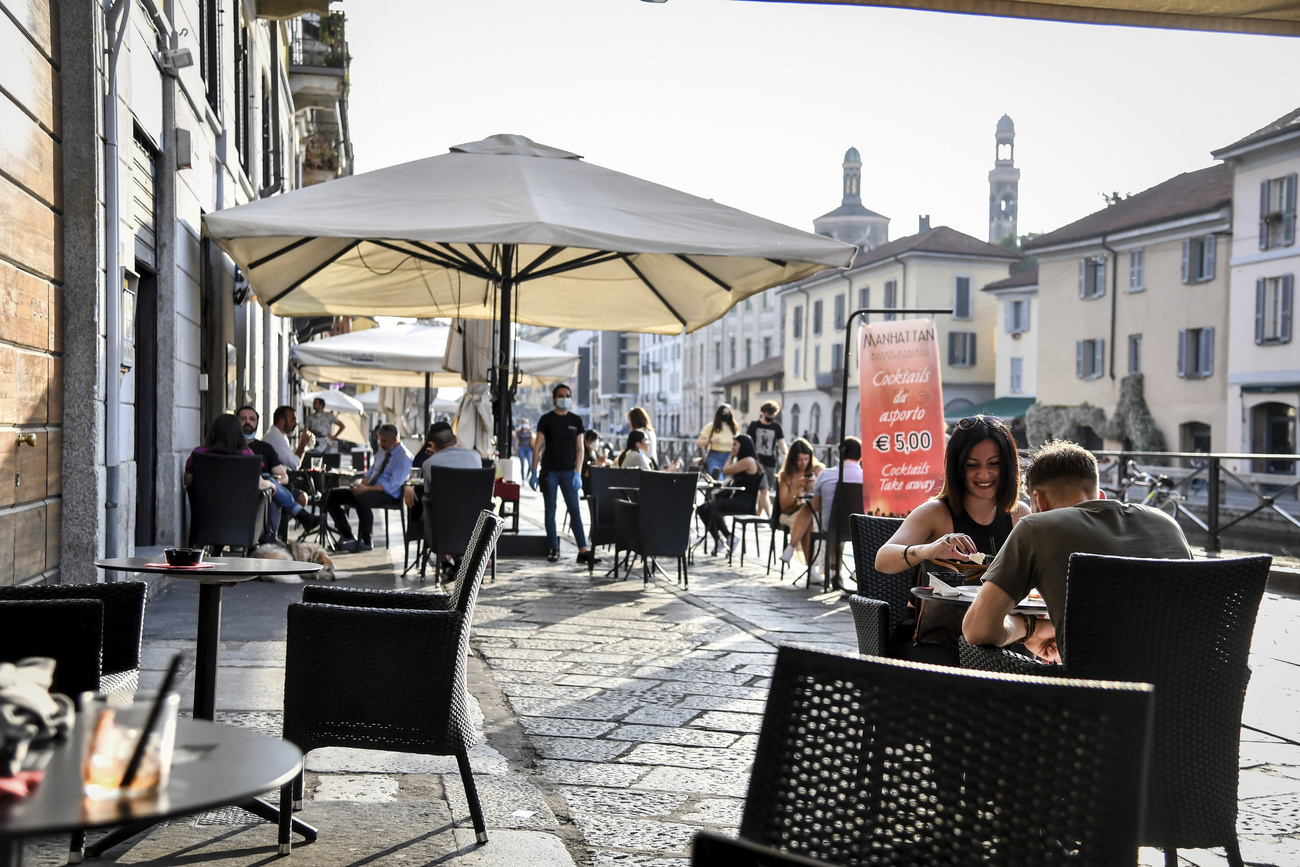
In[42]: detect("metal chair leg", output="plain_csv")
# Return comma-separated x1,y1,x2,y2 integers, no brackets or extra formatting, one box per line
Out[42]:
456,749,488,844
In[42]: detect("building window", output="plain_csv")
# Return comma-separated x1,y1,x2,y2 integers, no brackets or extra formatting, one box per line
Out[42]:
813,300,823,335
792,305,803,339
1078,256,1106,299
1128,249,1144,291
745,297,752,311
762,292,770,309
814,345,821,373
261,75,273,189
794,348,800,377
1128,334,1142,373
1260,174,1297,250
714,341,721,371
1076,338,1104,379
1181,235,1217,283
1178,327,1214,378
858,286,868,312
1256,275,1294,344
809,404,822,439
834,294,845,330
763,336,772,359
233,1,251,173
948,332,976,367
744,338,752,368
790,405,801,439
740,383,750,415
1006,298,1029,334
729,338,736,370
200,0,220,114
884,280,897,321
953,276,972,319
1009,357,1023,394
831,343,843,371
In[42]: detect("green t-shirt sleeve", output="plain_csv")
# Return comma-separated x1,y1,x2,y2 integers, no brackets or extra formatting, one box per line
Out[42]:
984,518,1036,604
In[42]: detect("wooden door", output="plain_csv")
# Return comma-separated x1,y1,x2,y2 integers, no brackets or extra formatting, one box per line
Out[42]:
0,0,63,585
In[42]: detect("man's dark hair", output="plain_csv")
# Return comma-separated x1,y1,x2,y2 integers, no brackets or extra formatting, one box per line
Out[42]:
236,404,259,422
841,436,862,461
583,429,599,442
551,382,571,400
272,405,293,427
428,421,455,450
376,423,399,439
760,400,780,416
1025,440,1099,493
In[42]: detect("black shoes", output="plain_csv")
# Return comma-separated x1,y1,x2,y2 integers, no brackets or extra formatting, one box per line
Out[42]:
336,538,372,553
577,550,602,566
298,511,320,532
546,548,560,563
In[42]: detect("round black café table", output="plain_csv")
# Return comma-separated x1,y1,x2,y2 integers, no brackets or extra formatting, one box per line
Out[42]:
0,716,302,867
94,558,322,722
910,584,1048,616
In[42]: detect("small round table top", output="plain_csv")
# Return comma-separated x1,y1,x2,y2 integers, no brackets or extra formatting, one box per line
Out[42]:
95,557,322,582
0,716,302,838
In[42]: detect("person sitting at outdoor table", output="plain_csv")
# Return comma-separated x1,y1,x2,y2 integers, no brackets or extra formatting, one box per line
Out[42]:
628,406,657,468
263,405,315,471
231,408,319,534
781,437,865,587
875,415,1031,665
775,438,824,569
325,423,413,553
616,430,654,470
963,440,1193,664
696,404,738,478
695,434,762,554
582,429,610,486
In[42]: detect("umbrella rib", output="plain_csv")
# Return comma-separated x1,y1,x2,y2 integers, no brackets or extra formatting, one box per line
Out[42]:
462,243,503,279
265,239,362,305
619,254,687,329
675,255,734,292
415,241,501,282
248,237,317,270
376,240,496,282
514,246,566,281
521,250,624,282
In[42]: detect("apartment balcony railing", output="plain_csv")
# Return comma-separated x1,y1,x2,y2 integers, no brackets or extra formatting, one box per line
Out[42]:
290,12,348,69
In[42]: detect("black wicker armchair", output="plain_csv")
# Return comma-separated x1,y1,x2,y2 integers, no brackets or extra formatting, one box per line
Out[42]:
187,452,266,553
847,514,914,654
740,645,1154,866
278,510,505,854
419,466,495,583
958,553,1272,867
585,466,640,576
691,831,830,867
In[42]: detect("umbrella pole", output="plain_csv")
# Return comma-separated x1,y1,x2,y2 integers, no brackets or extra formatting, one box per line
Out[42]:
423,372,431,435
496,245,515,459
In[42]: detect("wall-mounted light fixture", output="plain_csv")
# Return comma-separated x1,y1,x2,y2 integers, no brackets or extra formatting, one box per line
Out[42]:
156,47,194,76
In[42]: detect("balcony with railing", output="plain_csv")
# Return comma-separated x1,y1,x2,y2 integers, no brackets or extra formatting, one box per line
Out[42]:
288,12,352,185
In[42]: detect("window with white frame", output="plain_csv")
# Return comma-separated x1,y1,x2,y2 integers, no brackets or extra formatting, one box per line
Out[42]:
831,343,843,370
858,286,868,311
884,280,898,320
1128,249,1144,291
1128,334,1142,373
813,300,823,335
1078,256,1106,299
1181,235,1217,283
953,276,972,319
1260,174,1297,251
794,347,801,377
792,305,803,339
763,336,772,358
745,338,752,368
1006,298,1029,334
948,332,976,367
834,294,845,330
814,345,821,373
729,338,736,369
1076,338,1104,379
714,341,721,371
1009,357,1023,394
1256,275,1294,344
1178,327,1214,378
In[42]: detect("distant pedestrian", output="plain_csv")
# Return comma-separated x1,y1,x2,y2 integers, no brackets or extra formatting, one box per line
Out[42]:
746,400,786,517
515,419,533,480
530,384,599,566
697,404,738,478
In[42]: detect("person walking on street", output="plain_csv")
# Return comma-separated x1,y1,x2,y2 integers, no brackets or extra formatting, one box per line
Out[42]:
515,419,534,481
530,384,599,566
746,400,787,517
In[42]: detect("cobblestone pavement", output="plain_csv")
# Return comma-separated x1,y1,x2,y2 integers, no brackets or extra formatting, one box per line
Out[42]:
19,486,1300,866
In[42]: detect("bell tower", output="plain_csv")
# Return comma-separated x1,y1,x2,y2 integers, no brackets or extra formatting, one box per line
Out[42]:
988,115,1019,244
813,147,889,254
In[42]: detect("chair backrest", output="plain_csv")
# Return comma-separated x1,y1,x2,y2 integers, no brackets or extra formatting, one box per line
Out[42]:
586,466,642,529
845,595,889,657
1061,553,1271,849
0,581,146,676
320,452,342,469
741,645,1153,866
448,510,505,617
423,466,496,556
0,599,104,696
848,514,914,639
187,453,264,551
829,481,862,536
635,471,698,558
691,831,828,867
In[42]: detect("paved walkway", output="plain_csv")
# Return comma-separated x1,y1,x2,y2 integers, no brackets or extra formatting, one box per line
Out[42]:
19,487,1300,866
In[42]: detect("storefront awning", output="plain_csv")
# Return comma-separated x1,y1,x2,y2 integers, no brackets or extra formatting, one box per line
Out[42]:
944,397,1037,422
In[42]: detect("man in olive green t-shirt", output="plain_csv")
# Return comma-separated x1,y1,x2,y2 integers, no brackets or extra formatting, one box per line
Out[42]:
963,441,1191,662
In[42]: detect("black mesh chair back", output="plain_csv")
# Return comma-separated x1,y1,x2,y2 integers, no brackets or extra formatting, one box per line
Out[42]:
320,452,341,470
280,510,505,851
844,595,889,657
0,599,103,696
848,514,914,643
586,466,641,547
813,481,862,587
421,466,495,581
351,450,367,471
186,452,264,553
741,645,1154,866
691,831,829,867
0,581,147,695
615,471,697,587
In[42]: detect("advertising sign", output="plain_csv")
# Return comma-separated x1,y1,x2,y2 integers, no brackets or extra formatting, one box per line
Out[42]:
858,319,946,517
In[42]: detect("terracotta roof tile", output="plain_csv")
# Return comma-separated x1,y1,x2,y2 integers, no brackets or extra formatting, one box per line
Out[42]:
1212,107,1300,157
851,225,1019,268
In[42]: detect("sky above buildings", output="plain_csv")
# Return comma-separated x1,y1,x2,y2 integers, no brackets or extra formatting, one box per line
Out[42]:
345,0,1297,245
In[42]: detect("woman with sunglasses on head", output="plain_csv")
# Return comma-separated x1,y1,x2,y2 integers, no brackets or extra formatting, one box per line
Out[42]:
875,415,1031,663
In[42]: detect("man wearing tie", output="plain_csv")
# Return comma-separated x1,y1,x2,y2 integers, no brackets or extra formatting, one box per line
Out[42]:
326,423,413,553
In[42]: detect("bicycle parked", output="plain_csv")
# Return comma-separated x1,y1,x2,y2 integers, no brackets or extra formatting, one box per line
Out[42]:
1120,460,1208,531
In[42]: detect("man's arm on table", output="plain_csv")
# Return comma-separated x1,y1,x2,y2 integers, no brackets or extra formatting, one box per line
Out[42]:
962,584,1059,662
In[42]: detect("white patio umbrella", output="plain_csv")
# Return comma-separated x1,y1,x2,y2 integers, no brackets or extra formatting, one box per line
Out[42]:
204,134,856,451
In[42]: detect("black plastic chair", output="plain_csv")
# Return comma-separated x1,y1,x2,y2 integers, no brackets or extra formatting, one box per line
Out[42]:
186,452,265,554
420,466,496,583
585,466,641,576
806,481,861,589
0,581,147,696
615,471,697,588
847,514,915,652
691,831,828,867
958,553,1271,867
279,510,505,854
741,645,1154,866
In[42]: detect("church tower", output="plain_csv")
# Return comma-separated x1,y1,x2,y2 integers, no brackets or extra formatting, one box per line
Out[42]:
813,147,889,255
988,115,1020,244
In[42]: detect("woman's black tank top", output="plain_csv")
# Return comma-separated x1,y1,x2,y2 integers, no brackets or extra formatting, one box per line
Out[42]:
945,502,1014,556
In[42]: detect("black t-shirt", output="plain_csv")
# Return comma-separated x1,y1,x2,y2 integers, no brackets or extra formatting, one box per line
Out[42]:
536,410,584,472
248,439,283,476
746,419,784,468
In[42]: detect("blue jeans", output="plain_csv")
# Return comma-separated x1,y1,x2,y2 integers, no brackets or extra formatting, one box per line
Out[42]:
517,445,533,478
268,480,302,535
541,470,587,550
704,450,729,477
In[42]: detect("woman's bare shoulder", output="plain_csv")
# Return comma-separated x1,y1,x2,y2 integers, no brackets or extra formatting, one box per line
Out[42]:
1011,500,1032,522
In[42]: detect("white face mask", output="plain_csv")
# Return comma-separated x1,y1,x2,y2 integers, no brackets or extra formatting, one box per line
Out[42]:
555,397,572,410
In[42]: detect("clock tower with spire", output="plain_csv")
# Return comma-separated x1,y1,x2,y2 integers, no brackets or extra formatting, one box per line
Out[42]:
989,115,1020,244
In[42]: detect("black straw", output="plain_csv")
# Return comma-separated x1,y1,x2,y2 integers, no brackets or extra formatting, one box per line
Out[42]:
118,652,184,789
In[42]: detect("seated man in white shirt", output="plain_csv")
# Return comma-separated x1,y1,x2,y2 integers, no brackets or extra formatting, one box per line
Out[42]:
262,405,315,471
807,436,864,587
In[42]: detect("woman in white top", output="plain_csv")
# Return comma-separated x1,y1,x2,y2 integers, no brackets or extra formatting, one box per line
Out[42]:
616,430,654,470
627,406,657,467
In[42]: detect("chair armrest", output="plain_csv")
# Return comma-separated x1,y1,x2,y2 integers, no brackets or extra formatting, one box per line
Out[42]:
301,585,453,611
956,637,1061,676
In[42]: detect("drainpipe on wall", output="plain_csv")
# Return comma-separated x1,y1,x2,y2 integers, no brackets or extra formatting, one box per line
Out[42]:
102,0,132,565
1101,235,1118,382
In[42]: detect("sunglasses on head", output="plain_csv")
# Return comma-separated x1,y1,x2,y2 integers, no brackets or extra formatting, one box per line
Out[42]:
956,415,1005,430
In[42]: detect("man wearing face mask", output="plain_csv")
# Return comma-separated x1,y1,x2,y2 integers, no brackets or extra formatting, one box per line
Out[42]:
236,405,319,534
530,384,599,566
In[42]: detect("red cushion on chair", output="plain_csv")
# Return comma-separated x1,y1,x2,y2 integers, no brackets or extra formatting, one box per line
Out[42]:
494,480,520,501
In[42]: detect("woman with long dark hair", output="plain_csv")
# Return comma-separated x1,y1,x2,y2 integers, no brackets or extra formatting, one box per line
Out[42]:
696,404,738,477
696,434,761,553
774,438,824,567
627,406,656,467
616,430,653,470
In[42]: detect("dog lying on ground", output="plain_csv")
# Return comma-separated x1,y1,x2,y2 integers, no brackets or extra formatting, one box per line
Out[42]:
250,538,337,582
